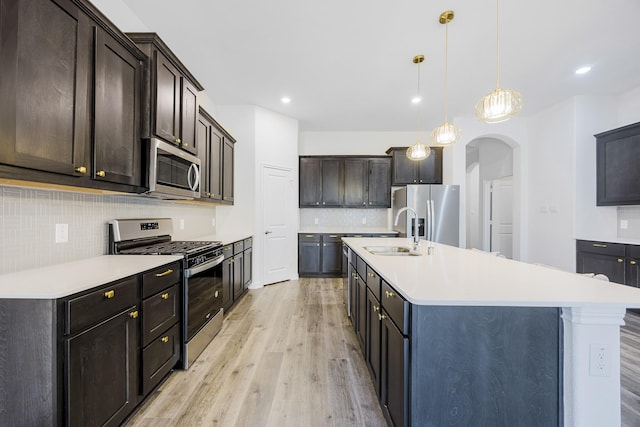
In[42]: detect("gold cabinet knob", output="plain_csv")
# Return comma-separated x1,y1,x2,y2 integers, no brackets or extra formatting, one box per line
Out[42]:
206,192,211,197
104,290,115,299
618,258,624,263
155,269,174,277
210,193,215,198
378,313,387,320
161,336,169,343
75,166,87,174
96,170,106,177
176,138,181,144
373,305,379,312
182,142,188,148
368,273,375,278
385,290,395,298
161,293,170,300
129,310,139,319
631,260,637,266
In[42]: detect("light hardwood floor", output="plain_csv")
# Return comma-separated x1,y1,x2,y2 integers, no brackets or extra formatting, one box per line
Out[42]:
127,278,640,427
125,278,386,427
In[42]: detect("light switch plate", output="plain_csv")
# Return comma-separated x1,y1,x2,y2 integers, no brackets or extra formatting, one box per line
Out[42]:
55,224,68,243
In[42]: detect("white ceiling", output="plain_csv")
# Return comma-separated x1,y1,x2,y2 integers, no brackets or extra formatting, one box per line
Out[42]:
122,0,640,132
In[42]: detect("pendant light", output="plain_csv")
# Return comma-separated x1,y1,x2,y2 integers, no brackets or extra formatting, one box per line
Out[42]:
432,10,461,146
475,0,523,123
406,55,431,161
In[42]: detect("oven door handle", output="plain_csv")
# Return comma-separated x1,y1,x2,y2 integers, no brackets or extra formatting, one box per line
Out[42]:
185,254,225,278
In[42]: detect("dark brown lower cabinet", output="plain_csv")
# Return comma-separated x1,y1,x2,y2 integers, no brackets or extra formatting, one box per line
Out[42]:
356,272,367,352
576,240,626,284
66,307,139,427
366,288,381,395
222,237,252,311
233,251,244,300
349,263,358,324
321,238,343,275
243,247,253,291
141,323,180,395
380,308,409,427
222,256,234,312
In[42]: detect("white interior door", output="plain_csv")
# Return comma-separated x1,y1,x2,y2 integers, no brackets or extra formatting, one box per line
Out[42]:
262,165,293,285
490,176,513,258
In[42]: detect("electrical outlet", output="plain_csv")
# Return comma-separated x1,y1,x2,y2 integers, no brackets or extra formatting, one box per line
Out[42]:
589,344,610,377
314,218,319,225
362,217,367,225
179,219,185,230
212,217,216,227
621,220,629,230
55,224,68,243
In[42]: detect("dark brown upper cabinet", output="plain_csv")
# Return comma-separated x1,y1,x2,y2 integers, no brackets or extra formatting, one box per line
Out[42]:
127,33,204,156
386,147,443,185
0,0,146,193
596,122,640,206
197,107,236,204
299,157,344,207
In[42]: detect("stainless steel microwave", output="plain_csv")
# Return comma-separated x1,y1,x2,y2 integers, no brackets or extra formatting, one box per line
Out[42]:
146,138,201,199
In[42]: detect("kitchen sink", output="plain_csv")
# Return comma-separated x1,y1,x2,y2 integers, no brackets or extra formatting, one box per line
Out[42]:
363,246,422,256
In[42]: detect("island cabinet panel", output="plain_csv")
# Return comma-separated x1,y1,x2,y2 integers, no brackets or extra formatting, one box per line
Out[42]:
380,308,409,427
356,269,367,352
365,288,382,396
409,306,561,427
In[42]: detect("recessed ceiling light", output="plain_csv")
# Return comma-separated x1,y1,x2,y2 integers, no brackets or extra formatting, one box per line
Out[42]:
575,66,592,75
411,96,422,104
281,97,291,104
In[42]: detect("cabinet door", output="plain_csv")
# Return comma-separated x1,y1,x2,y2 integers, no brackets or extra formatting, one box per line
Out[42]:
298,240,321,275
349,263,358,324
321,159,344,206
223,138,235,203
417,147,443,184
368,158,391,207
343,159,368,207
196,114,211,196
321,239,343,275
154,50,181,145
0,0,90,176
94,27,141,186
626,246,640,287
576,240,626,284
209,125,224,201
180,78,198,155
222,257,233,311
233,252,244,300
299,157,322,206
596,124,640,205
356,274,367,352
391,150,418,185
381,309,409,427
66,307,139,427
243,247,253,290
366,289,381,397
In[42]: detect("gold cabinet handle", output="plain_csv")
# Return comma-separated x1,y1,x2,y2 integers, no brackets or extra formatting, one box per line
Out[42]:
176,138,181,144
329,235,338,238
104,290,115,299
618,259,624,263
161,292,170,300
316,243,320,246
385,290,395,298
161,336,169,343
631,260,637,266
225,246,232,251
96,170,106,177
210,193,215,198
323,243,327,247
368,273,375,278
230,258,235,263
592,243,607,248
206,192,211,197
155,269,174,277
75,166,87,174
305,234,315,238
378,313,387,320
373,305,379,312
182,142,188,148
129,310,139,319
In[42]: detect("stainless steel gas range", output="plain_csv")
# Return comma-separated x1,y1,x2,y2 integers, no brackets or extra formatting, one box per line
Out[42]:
109,218,224,369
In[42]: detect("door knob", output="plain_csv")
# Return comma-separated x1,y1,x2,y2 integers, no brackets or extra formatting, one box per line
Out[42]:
265,230,273,234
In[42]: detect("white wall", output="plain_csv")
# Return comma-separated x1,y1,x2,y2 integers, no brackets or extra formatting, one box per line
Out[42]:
300,132,426,157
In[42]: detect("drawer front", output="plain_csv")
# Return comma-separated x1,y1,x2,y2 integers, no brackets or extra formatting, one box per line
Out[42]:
142,284,180,347
576,240,625,257
381,280,409,335
322,234,343,243
142,262,181,299
244,237,253,249
628,245,640,259
233,241,244,255
356,255,367,281
299,233,321,243
67,276,138,335
222,244,234,259
366,266,381,301
142,323,180,395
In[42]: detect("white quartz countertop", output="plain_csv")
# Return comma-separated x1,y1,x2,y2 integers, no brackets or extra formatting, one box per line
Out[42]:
195,232,252,246
298,227,398,235
0,255,183,299
344,237,640,308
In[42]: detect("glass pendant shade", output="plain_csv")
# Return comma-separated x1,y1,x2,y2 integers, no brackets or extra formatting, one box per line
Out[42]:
406,141,431,161
432,122,461,146
475,87,523,123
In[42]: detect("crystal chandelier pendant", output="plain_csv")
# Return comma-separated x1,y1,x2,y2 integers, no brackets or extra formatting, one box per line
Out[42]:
406,141,431,160
475,87,523,123
432,122,461,146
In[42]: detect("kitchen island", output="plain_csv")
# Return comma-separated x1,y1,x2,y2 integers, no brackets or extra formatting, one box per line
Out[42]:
343,237,640,427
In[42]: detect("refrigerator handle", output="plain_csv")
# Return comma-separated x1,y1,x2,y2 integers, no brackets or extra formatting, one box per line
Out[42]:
426,200,432,241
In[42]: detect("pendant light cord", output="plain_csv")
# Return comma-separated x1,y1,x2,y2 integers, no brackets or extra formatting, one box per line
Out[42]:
496,0,500,89
444,20,449,122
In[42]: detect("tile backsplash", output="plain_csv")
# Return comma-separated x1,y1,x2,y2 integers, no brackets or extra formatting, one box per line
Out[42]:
299,208,389,228
0,186,216,275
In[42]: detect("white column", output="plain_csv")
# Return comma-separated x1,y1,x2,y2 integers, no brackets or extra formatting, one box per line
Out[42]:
562,306,626,427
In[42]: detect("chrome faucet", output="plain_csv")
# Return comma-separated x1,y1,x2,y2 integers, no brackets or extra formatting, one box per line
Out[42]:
394,207,420,250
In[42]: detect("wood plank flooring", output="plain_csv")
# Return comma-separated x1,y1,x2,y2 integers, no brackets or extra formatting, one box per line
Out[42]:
125,278,386,427
126,278,640,427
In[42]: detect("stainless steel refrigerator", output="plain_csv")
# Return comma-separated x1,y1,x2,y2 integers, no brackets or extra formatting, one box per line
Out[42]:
392,185,460,247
